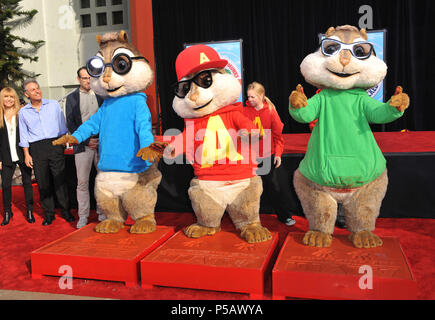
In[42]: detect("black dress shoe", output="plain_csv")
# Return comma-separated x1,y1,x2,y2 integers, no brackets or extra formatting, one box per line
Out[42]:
26,209,35,223
336,205,347,229
335,217,347,229
42,215,54,226
1,211,12,226
62,211,75,222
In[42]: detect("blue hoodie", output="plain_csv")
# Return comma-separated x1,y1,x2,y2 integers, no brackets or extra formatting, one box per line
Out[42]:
72,92,153,173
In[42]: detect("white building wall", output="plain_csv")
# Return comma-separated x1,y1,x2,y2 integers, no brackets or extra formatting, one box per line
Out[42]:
13,0,131,105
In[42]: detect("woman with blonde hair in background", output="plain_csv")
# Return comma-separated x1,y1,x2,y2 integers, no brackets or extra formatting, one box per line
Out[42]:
0,87,34,226
244,81,300,226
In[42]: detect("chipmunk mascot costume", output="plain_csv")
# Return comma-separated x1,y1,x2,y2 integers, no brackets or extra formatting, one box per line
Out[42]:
289,25,409,248
54,30,163,234
166,44,272,243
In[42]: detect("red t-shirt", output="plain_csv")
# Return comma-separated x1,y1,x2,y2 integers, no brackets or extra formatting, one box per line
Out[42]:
171,103,258,181
243,101,284,158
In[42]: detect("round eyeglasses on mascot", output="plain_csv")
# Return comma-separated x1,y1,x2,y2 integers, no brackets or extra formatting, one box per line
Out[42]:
54,30,167,234
289,25,410,248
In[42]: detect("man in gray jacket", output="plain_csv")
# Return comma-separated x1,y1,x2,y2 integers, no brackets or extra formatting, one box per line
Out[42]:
66,67,105,228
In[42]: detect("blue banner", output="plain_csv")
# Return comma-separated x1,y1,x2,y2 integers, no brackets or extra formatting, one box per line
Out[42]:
185,40,244,103
366,30,386,102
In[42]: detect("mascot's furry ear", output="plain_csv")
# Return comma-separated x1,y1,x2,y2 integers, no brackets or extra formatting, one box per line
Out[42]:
96,34,102,46
118,30,129,43
360,28,368,40
325,26,336,37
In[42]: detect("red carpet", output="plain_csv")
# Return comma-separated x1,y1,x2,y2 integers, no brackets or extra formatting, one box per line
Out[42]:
157,131,435,154
281,131,435,154
0,185,434,300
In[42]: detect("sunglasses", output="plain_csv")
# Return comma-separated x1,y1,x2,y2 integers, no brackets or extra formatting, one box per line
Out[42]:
173,70,214,98
86,53,149,78
320,38,376,60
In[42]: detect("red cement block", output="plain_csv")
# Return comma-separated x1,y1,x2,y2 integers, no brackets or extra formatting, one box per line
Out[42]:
272,233,418,300
31,223,174,286
140,230,279,298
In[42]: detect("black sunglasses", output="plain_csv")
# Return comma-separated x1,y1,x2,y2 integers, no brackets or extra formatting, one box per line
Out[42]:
86,53,149,78
173,70,214,98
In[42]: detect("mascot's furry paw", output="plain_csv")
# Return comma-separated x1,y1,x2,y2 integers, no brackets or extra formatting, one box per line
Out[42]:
95,219,124,233
239,223,272,243
303,230,332,247
137,142,169,162
389,86,410,112
52,135,79,146
289,84,308,109
130,216,156,234
184,223,221,238
349,231,383,248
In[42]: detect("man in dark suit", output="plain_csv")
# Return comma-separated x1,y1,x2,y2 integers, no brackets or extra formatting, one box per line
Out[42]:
66,67,105,228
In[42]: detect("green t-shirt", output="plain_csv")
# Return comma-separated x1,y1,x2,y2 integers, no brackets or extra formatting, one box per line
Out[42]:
289,88,404,188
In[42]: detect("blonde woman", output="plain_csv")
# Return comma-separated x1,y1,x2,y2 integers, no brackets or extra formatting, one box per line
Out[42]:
244,81,300,226
0,87,34,226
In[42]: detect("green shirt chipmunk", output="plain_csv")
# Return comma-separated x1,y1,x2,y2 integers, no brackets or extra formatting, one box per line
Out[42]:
288,25,409,248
